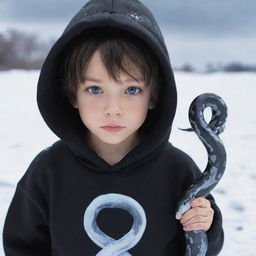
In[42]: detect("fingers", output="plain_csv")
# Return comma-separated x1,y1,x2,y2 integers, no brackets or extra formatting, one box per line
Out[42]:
181,206,213,223
191,197,211,208
180,210,212,231
179,197,214,232
182,221,211,231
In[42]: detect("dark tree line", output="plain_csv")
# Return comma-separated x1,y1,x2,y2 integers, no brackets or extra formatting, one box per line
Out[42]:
0,29,256,73
0,29,54,70
175,62,256,73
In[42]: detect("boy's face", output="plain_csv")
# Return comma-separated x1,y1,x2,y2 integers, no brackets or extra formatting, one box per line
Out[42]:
73,49,154,147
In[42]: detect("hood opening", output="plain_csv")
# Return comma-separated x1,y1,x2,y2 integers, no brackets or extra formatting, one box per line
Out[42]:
37,4,177,172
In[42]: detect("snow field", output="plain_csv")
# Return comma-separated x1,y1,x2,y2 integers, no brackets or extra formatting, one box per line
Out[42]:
0,70,256,255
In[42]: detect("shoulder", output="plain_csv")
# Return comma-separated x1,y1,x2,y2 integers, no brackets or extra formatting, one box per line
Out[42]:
164,142,198,168
13,142,68,219
27,140,69,166
163,142,202,180
17,140,69,188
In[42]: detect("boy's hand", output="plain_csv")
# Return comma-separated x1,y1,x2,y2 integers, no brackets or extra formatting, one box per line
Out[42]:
179,197,214,232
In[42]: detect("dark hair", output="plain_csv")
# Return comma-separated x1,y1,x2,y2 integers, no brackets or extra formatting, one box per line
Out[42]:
59,27,162,107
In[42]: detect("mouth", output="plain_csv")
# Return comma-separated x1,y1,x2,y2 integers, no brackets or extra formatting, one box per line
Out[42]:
101,126,125,132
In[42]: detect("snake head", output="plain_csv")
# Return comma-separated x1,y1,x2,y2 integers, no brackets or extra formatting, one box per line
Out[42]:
175,200,192,220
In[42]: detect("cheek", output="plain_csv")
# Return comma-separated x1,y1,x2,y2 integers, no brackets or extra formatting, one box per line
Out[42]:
125,99,150,120
77,100,99,124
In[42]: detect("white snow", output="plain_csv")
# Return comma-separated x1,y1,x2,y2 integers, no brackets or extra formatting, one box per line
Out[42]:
0,70,256,255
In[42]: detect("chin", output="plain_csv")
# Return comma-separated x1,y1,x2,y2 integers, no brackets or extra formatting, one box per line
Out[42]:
101,137,127,145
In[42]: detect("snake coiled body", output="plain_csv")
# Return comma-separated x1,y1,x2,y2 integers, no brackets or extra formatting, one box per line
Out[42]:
175,93,228,256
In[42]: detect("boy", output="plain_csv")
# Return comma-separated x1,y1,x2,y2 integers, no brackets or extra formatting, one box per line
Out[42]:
3,0,224,255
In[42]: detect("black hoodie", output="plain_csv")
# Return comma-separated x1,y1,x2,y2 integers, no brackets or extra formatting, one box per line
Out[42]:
2,0,224,255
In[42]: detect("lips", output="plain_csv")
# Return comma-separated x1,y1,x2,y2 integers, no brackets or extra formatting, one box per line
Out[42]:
101,125,125,132
102,126,123,128
101,124,125,128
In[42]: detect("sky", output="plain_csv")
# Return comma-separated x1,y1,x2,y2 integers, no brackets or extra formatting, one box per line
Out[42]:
1,0,256,70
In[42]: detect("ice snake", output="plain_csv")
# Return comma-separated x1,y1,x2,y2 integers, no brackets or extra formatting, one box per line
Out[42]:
176,93,228,256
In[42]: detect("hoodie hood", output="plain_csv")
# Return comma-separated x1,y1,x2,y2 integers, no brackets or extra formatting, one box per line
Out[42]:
37,0,177,173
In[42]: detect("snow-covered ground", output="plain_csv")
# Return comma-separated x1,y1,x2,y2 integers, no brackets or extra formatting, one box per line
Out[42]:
0,70,255,255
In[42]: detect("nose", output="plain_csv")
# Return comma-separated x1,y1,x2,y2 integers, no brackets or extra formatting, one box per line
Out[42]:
104,96,122,117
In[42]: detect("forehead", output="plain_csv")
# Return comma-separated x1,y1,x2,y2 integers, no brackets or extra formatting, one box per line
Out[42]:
85,49,144,80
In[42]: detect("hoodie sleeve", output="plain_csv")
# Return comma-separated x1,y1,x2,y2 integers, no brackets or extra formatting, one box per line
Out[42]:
2,151,51,256
204,193,224,256
3,185,51,256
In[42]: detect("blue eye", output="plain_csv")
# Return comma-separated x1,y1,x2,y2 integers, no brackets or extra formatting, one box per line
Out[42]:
86,86,103,95
126,87,142,95
85,86,142,95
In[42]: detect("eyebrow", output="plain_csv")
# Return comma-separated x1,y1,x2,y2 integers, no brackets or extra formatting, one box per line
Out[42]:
84,77,103,83
84,76,143,83
124,78,143,82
